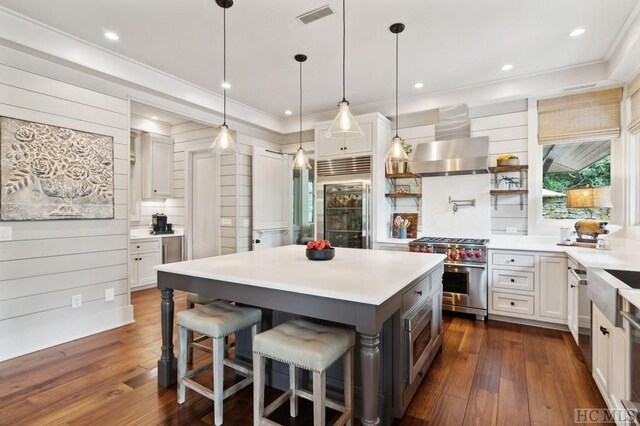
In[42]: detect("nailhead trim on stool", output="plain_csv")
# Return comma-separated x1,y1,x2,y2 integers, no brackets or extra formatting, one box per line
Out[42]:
177,301,261,426
185,293,220,363
253,319,355,426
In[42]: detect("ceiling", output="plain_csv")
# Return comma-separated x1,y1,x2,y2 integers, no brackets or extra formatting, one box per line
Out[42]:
130,103,190,126
1,0,638,119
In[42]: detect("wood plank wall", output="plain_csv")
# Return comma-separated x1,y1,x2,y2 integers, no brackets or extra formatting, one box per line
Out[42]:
0,63,133,361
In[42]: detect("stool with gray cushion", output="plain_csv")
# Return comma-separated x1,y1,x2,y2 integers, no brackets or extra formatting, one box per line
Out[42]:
252,318,355,426
177,300,261,426
185,292,219,363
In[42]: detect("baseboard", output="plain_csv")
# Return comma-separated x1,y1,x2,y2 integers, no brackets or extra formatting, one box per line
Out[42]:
488,314,570,331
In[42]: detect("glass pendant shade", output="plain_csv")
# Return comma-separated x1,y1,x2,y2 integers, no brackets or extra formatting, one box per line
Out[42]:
293,147,311,170
386,136,408,162
326,101,364,139
209,124,235,155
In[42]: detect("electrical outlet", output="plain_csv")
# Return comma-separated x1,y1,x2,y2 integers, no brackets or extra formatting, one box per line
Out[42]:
221,218,233,227
506,227,518,234
71,294,82,308
0,226,12,241
242,219,250,228
105,288,115,302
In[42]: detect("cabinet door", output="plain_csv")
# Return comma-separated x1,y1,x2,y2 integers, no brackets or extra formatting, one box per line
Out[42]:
136,251,162,287
539,256,568,321
567,270,579,344
343,122,372,155
315,126,344,158
151,137,173,197
592,306,611,394
129,254,139,287
609,326,628,411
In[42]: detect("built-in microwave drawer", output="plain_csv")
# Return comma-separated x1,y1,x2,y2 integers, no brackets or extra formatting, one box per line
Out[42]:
130,239,161,254
492,292,534,316
492,252,535,268
402,276,432,315
492,269,534,292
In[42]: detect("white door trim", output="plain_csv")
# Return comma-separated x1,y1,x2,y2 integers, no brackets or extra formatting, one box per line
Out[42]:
184,147,221,260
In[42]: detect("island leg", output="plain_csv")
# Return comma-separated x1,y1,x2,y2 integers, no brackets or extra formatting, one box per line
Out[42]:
158,288,177,387
360,332,381,426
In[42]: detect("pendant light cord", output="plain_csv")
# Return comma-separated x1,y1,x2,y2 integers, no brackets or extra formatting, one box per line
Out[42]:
395,30,399,138
223,8,227,126
299,60,303,149
342,0,346,103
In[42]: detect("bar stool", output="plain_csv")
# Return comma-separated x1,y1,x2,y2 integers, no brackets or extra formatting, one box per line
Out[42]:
185,292,219,363
177,300,261,426
252,318,355,426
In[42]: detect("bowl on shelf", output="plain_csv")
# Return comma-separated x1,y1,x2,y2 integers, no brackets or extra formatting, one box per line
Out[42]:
497,158,520,166
306,248,335,261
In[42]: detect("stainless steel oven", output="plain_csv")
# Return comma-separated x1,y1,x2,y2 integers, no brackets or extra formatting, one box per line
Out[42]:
621,300,640,425
442,263,488,320
404,297,433,385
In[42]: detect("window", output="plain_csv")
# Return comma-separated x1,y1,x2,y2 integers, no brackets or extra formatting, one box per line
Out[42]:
541,140,611,220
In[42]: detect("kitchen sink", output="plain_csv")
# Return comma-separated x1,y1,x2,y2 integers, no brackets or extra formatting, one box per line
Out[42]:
604,269,640,289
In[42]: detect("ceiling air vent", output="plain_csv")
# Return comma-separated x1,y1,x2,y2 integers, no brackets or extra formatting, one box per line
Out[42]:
297,5,333,25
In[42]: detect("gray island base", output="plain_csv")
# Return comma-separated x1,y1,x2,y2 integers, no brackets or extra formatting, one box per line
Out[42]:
155,245,445,425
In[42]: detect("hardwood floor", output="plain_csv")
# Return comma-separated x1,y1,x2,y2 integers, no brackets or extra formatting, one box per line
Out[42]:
0,289,606,425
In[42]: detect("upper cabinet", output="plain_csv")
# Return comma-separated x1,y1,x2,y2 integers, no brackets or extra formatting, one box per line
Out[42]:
141,133,173,198
315,121,373,159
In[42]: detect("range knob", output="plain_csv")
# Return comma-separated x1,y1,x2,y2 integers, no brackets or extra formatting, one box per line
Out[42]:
426,248,433,253
449,252,456,260
466,251,474,258
475,252,482,258
420,246,427,253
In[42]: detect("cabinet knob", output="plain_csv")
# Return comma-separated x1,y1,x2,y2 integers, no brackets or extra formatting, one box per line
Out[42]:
154,189,157,192
510,259,515,262
600,326,609,336
510,278,515,283
570,284,576,288
137,245,140,249
510,301,515,306
254,239,261,244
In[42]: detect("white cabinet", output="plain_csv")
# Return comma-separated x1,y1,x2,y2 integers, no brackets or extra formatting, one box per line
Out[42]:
141,133,173,198
315,121,373,159
539,256,567,320
130,238,162,291
592,303,628,414
567,257,582,344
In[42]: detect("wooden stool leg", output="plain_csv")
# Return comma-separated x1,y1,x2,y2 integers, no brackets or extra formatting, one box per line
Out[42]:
344,348,354,426
177,326,187,404
213,336,225,426
289,364,298,417
253,353,265,426
313,370,326,426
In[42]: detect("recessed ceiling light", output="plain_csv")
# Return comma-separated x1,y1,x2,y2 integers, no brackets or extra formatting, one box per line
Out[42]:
570,28,586,37
501,64,513,71
285,110,292,115
221,81,231,89
104,31,119,41
151,116,158,120
414,82,424,89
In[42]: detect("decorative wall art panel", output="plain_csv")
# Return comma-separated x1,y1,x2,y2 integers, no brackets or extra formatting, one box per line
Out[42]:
0,117,114,220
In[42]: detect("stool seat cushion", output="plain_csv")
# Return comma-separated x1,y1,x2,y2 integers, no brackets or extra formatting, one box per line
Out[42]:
177,301,261,338
253,319,355,373
186,292,218,306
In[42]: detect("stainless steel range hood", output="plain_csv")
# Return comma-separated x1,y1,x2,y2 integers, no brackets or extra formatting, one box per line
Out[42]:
412,105,489,177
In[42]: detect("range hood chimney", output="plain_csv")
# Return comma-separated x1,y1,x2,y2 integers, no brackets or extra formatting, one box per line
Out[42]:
412,105,489,177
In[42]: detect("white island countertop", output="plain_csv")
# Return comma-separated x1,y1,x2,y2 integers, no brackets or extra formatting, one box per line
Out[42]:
156,245,445,305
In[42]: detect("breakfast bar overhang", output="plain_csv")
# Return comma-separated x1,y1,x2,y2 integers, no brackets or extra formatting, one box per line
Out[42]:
155,245,445,426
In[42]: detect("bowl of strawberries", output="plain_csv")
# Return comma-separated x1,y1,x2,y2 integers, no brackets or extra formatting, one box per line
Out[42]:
305,240,335,261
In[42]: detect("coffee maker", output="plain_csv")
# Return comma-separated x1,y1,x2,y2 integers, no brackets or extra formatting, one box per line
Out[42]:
151,213,173,234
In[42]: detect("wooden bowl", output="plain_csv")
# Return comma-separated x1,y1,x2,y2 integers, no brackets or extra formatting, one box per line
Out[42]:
306,248,335,261
497,158,520,166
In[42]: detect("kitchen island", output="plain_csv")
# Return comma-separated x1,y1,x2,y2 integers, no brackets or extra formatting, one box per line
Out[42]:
155,245,445,426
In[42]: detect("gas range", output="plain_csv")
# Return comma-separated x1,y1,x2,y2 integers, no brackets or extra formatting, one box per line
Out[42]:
408,236,489,264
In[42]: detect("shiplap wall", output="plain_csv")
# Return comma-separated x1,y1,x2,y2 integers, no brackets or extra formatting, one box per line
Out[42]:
0,63,133,361
470,106,529,235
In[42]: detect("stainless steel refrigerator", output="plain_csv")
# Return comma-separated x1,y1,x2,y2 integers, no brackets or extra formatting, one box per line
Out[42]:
316,156,372,249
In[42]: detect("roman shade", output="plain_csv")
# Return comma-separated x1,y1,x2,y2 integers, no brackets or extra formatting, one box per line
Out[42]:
628,72,640,134
537,87,623,145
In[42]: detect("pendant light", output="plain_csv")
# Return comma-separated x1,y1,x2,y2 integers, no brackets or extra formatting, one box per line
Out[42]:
210,0,236,155
386,23,408,162
293,54,311,170
326,0,363,139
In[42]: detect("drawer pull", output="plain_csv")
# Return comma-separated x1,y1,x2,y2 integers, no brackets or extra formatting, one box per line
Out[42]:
510,259,515,262
137,245,140,249
570,284,576,288
600,326,609,336
510,278,515,283
510,301,515,306
416,290,423,296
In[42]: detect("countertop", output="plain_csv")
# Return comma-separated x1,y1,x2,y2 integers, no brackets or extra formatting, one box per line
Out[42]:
619,288,640,310
130,228,184,240
155,245,446,305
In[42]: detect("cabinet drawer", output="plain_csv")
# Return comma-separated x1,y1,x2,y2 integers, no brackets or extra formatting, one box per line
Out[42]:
402,275,432,315
492,252,535,268
492,292,534,316
492,269,534,292
130,239,161,253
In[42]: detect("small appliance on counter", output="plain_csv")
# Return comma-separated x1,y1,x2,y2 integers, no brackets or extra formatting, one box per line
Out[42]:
151,213,174,235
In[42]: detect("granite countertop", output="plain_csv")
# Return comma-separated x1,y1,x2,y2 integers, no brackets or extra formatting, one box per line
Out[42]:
156,245,446,305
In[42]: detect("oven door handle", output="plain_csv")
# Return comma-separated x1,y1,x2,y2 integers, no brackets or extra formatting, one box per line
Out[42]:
620,311,640,330
444,262,486,269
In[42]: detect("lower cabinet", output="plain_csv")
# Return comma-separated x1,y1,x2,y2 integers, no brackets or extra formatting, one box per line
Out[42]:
592,304,628,414
129,251,162,289
539,256,568,320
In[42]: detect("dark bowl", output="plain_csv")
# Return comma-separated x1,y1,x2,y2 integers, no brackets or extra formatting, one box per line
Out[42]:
306,247,335,261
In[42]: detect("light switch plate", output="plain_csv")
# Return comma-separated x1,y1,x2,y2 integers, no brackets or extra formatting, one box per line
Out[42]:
506,227,518,233
71,294,82,308
105,288,115,302
0,226,12,241
243,219,250,228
